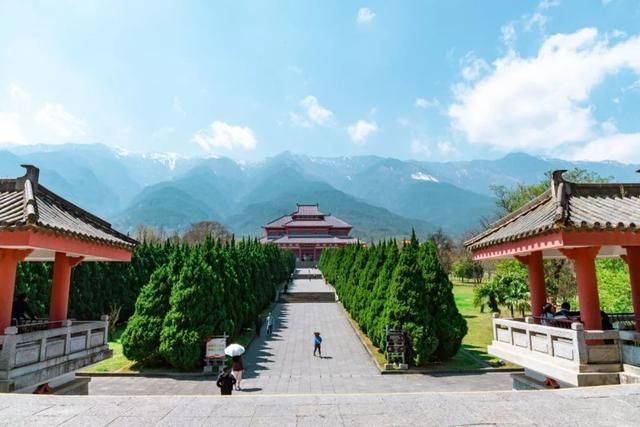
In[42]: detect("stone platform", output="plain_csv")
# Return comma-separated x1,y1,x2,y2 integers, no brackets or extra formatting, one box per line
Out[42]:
2,384,640,425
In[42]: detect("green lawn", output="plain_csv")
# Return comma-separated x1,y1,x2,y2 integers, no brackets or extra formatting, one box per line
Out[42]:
451,279,511,367
83,327,137,373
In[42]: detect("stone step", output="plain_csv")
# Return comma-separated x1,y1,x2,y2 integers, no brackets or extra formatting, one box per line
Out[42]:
578,363,622,373
279,292,336,303
622,363,640,376
619,373,640,384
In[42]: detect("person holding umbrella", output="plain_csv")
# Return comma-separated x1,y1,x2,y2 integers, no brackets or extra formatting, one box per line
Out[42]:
224,343,245,391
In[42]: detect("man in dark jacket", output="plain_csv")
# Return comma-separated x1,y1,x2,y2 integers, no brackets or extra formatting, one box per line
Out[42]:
216,367,236,396
11,293,35,324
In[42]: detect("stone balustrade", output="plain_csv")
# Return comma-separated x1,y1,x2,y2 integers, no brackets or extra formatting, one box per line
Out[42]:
489,315,623,387
0,316,112,392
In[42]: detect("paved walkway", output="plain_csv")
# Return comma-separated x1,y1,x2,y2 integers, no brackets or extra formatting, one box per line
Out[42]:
90,270,512,395
3,385,640,425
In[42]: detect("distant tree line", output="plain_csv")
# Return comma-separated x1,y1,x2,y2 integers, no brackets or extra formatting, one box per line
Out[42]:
121,238,294,370
318,231,467,366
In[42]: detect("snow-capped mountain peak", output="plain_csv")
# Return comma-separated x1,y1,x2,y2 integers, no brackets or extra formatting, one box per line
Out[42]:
411,172,439,182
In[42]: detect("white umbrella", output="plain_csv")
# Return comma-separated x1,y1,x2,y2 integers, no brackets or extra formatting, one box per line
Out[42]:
224,343,245,357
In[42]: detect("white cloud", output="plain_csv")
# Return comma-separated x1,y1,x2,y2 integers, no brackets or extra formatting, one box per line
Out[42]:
356,8,376,24
289,112,310,128
461,52,489,81
524,12,548,32
501,22,517,48
539,0,561,10
602,0,614,6
192,121,256,151
571,133,640,162
347,120,377,144
410,139,431,156
35,103,86,139
415,98,439,109
0,112,28,144
300,96,333,125
7,84,32,105
449,28,640,153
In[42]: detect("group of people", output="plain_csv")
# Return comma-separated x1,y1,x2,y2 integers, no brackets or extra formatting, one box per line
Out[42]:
540,301,613,329
216,310,325,396
216,312,275,396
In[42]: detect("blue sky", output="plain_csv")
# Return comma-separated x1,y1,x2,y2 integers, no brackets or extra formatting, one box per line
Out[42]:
1,0,640,162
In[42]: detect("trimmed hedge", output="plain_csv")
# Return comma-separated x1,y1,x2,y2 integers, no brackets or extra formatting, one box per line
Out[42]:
319,231,466,365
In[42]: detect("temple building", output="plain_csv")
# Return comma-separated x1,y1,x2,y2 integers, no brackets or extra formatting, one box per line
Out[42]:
0,165,137,393
261,204,358,262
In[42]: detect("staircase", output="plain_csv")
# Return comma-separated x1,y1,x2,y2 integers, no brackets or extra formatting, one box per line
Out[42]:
278,292,336,303
620,364,640,384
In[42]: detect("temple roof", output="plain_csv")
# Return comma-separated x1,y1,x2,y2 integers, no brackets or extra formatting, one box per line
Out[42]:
0,165,138,250
465,170,640,252
261,235,358,245
264,204,351,229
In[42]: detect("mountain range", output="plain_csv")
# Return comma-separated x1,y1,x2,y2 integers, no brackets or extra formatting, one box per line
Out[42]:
2,144,639,241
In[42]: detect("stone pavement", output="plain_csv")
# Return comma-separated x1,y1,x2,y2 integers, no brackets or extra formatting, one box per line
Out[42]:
2,384,640,426
90,270,513,395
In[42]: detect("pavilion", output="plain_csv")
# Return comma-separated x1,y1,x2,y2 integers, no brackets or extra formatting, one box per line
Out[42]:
465,170,640,388
0,165,137,393
261,203,358,264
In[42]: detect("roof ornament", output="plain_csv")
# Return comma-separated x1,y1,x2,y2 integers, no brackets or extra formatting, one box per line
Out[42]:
551,170,568,224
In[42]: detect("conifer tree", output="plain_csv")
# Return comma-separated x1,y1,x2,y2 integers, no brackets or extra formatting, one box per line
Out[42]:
159,245,225,370
418,241,467,360
381,231,438,365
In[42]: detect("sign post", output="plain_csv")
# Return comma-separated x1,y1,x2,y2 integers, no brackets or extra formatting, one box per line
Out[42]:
204,333,227,374
384,326,408,370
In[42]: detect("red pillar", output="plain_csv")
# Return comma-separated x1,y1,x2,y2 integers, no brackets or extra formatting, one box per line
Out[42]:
49,252,83,322
0,249,33,332
515,251,547,317
561,247,602,331
622,246,640,332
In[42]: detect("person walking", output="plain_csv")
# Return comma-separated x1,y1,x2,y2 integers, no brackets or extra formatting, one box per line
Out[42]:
216,367,236,396
231,355,244,390
313,332,322,357
255,314,262,337
266,312,274,336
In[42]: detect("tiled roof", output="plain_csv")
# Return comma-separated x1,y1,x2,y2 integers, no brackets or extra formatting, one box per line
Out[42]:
263,204,352,229
465,170,640,251
261,235,358,245
294,204,325,216
0,165,138,249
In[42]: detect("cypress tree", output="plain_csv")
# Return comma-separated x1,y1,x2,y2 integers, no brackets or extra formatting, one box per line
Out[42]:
159,245,225,370
381,231,438,365
418,241,467,360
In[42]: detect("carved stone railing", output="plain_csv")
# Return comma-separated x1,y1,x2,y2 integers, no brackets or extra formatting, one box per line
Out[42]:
619,330,640,366
0,316,111,392
489,315,623,386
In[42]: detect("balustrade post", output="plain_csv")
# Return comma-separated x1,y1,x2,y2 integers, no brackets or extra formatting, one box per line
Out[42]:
101,315,110,345
572,322,588,364
39,336,48,362
63,320,72,356
0,327,18,372
525,317,534,351
492,312,499,341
